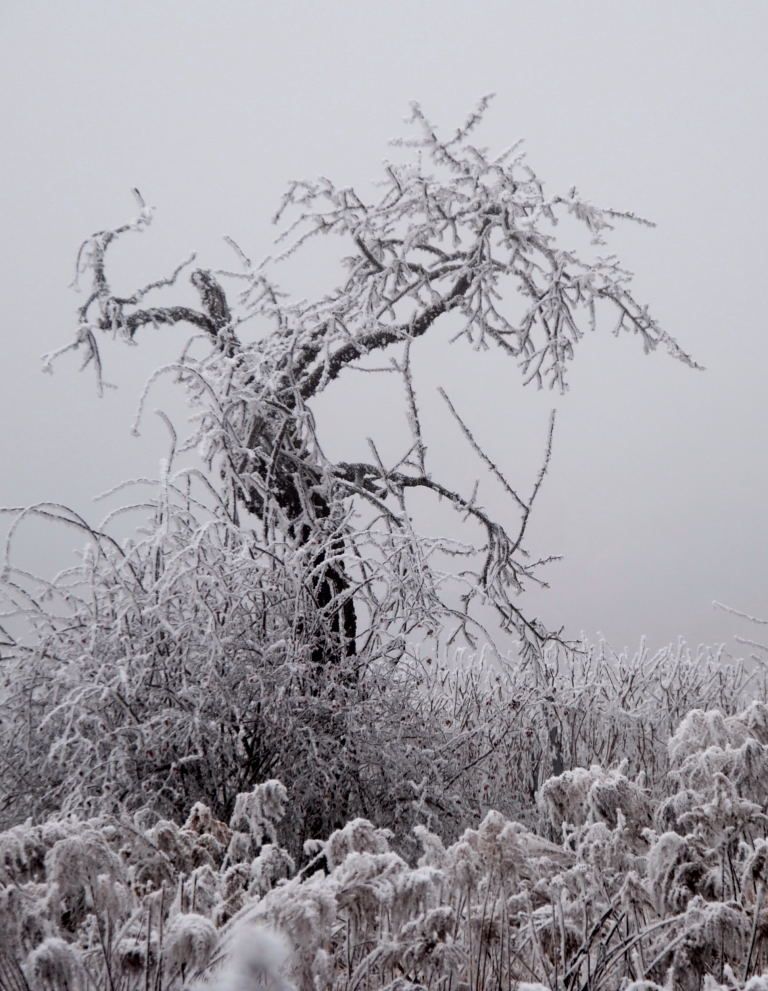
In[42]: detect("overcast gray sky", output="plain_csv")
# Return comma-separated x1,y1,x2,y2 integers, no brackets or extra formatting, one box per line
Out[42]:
1,0,767,654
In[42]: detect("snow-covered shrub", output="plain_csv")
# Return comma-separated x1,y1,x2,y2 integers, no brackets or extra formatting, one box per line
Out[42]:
0,486,464,853
5,710,768,991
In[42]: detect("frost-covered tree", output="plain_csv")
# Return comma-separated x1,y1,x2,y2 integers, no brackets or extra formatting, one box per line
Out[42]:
0,98,696,832
52,97,697,660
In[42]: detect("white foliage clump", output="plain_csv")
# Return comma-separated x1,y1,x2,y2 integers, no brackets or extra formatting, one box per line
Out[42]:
539,765,597,828
323,817,393,870
45,829,124,929
668,703,768,767
230,781,288,850
476,809,529,880
114,933,158,977
249,844,296,898
444,836,483,891
184,803,233,848
196,924,295,991
165,912,217,975
25,936,84,990
170,864,220,918
574,814,641,880
240,872,338,989
413,823,446,869
354,904,464,987
0,822,48,884
540,762,651,842
334,850,409,937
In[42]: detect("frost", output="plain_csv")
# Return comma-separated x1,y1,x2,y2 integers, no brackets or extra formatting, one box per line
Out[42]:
196,924,295,991
0,99,764,990
165,912,217,974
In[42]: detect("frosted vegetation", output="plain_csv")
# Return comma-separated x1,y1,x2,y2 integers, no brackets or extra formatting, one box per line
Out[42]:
1,100,766,988
6,670,768,990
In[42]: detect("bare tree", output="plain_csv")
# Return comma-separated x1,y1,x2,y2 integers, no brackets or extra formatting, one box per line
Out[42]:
51,98,695,669
0,99,697,830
